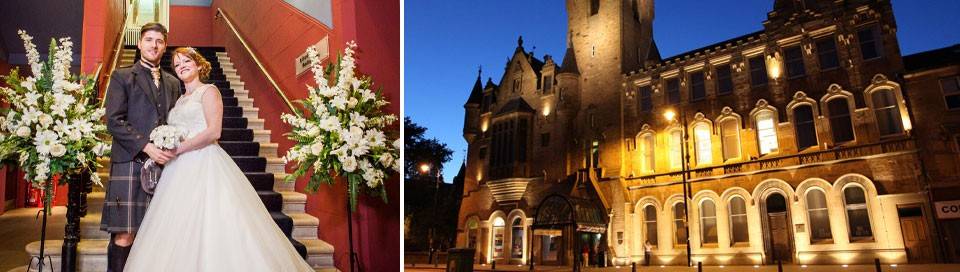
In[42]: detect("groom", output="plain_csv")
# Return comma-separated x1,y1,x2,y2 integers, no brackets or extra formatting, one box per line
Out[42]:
102,22,181,272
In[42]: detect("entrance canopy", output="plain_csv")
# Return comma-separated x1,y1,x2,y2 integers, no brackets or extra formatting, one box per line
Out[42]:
532,194,608,233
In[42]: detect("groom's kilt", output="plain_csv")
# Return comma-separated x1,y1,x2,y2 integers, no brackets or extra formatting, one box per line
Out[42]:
100,160,151,233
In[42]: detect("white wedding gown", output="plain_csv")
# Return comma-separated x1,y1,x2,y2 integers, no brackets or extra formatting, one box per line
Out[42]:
125,85,313,272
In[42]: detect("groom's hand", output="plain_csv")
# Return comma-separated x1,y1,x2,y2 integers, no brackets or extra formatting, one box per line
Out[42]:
144,143,175,164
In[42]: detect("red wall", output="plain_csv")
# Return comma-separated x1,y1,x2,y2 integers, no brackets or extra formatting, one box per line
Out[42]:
168,5,217,47
81,0,126,74
210,0,399,270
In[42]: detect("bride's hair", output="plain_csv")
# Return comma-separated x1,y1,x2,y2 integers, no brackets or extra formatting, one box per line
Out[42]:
172,47,212,80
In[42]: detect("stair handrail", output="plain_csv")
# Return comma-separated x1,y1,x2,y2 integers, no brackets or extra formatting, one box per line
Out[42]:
215,8,300,117
98,5,132,108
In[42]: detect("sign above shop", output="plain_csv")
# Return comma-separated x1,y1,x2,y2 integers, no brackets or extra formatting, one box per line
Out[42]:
935,200,960,219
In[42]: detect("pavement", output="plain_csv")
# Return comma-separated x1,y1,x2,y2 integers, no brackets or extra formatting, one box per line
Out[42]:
0,207,66,272
403,263,960,272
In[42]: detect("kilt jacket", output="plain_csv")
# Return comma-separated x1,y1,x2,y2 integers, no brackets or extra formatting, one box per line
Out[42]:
105,63,182,163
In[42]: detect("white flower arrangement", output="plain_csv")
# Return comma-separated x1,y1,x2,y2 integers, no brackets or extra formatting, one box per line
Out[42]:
0,30,110,209
149,125,186,150
281,41,400,210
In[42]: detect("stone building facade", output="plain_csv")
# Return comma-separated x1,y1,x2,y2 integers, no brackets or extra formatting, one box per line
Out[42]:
457,0,953,267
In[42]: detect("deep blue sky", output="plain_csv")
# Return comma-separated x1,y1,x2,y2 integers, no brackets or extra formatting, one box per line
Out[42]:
405,0,960,181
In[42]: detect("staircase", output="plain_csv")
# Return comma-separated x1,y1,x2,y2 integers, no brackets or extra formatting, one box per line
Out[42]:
15,47,335,271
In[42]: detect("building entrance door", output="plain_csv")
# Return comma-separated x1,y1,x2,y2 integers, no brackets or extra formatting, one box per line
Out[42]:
898,206,935,263
764,193,794,264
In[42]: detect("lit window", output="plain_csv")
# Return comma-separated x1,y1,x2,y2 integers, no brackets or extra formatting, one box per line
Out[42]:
700,199,718,244
674,202,687,245
844,186,873,240
828,98,854,143
492,217,505,258
806,189,832,242
793,105,818,150
756,111,779,155
729,197,748,244
871,89,903,136
639,133,655,172
694,123,713,165
720,118,741,161
644,205,658,247
511,217,523,258
669,129,683,169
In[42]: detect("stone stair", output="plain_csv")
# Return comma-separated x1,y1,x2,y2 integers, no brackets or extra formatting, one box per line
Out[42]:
16,47,334,271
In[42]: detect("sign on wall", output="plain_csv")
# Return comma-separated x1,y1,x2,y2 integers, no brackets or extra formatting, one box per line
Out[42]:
296,36,329,76
935,200,960,219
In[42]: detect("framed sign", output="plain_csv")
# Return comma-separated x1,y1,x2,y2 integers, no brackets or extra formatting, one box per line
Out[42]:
935,200,960,219
296,36,329,76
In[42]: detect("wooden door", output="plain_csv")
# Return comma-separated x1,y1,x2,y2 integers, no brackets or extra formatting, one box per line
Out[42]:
767,213,793,263
900,216,935,263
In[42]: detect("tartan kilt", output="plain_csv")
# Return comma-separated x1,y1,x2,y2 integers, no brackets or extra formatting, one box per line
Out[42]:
100,161,151,233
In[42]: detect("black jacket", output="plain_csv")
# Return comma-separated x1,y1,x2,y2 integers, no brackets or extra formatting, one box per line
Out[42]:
105,63,182,163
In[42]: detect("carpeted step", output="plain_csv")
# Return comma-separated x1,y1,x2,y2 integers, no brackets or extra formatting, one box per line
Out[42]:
221,128,253,141
222,96,238,107
245,172,275,191
258,191,283,212
219,140,258,156
290,238,307,259
222,117,248,129
224,106,243,118
232,156,266,172
270,211,294,237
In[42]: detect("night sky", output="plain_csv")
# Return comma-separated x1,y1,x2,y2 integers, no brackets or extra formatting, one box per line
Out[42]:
404,0,960,181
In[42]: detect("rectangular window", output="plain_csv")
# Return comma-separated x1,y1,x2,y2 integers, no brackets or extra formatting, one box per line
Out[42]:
756,111,779,155
793,105,819,150
700,201,718,244
690,71,706,101
479,147,487,159
872,90,904,136
518,119,528,162
541,133,550,147
749,55,768,87
481,94,492,112
669,129,683,169
729,198,749,244
694,123,712,165
816,37,840,70
513,78,521,92
721,119,740,161
784,45,806,78
590,0,600,15
640,134,655,172
639,85,653,112
543,76,553,93
644,206,658,246
716,65,734,95
828,99,855,143
674,203,688,245
858,27,883,60
941,76,960,110
666,78,681,104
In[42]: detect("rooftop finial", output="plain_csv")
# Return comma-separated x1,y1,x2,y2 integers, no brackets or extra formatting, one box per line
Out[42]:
518,35,524,48
477,65,482,78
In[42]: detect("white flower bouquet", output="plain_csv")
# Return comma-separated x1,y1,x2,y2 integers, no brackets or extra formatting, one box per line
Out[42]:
281,41,400,210
0,30,110,209
149,125,186,150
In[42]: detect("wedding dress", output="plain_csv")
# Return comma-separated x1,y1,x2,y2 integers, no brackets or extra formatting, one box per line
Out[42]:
125,85,313,272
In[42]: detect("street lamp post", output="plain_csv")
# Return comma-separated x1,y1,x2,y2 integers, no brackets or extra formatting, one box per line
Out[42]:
664,110,692,267
419,163,442,264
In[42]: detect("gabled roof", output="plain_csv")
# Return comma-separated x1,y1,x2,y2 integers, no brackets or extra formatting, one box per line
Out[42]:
904,44,960,73
496,97,535,115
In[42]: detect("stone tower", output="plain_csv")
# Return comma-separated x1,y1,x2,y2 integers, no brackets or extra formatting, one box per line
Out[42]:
565,0,658,174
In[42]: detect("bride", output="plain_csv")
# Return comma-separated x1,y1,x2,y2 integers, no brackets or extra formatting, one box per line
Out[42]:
124,47,313,272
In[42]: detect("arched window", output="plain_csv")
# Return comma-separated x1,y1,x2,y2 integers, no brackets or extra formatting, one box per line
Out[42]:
700,199,718,244
467,219,480,249
644,205,658,246
511,217,523,258
756,110,779,155
729,196,748,244
694,123,713,165
844,186,873,240
674,202,687,245
492,217,505,258
793,105,818,150
669,129,683,169
720,118,741,161
806,189,832,242
872,89,904,136
828,98,854,143
639,133,655,172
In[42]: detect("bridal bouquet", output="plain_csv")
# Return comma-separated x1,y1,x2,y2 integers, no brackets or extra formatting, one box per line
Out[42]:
281,41,400,210
149,125,186,150
0,30,110,209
